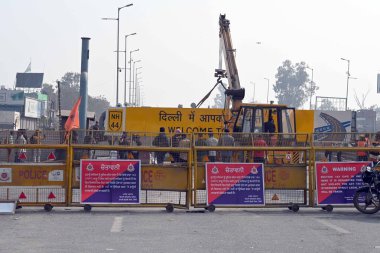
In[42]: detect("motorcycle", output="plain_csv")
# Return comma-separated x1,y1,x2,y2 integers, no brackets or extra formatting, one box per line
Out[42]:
353,161,380,214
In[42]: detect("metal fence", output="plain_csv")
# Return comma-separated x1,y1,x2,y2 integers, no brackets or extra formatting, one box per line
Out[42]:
2,129,380,212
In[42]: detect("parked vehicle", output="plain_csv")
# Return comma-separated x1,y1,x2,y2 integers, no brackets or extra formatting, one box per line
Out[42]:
353,161,380,214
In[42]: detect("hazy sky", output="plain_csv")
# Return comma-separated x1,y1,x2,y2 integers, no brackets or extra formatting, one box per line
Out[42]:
1,0,380,110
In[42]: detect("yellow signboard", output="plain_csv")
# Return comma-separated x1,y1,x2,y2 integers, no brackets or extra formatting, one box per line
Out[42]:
264,166,306,189
125,107,225,133
0,163,66,186
106,107,125,132
141,166,188,190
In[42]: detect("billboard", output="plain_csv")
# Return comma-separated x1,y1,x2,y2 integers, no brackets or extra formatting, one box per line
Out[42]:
81,159,141,204
206,163,265,206
125,107,224,133
15,73,44,88
24,97,40,118
315,162,369,205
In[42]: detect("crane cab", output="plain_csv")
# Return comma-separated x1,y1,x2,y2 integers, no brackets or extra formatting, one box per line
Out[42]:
233,104,296,134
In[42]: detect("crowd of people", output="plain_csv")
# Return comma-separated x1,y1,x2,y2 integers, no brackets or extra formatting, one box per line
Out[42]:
148,127,269,164
3,129,46,163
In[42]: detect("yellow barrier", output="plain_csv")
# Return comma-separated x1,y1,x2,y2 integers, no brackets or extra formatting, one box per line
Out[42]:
0,144,70,211
1,130,379,213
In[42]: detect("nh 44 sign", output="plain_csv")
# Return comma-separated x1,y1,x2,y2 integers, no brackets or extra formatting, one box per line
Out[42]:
106,108,125,132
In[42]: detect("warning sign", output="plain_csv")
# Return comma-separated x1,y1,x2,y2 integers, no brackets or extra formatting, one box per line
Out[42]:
48,192,56,199
19,192,27,199
106,108,124,132
48,152,56,160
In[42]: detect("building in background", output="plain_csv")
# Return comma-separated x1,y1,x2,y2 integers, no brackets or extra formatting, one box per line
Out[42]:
356,109,376,133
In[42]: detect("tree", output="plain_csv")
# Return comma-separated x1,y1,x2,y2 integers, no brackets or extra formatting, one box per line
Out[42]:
273,60,312,108
212,84,226,108
88,95,110,118
319,99,337,111
43,72,110,125
354,89,370,110
60,72,81,110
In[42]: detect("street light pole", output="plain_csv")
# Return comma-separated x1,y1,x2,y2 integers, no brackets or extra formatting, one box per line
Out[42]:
124,33,136,106
341,58,350,110
264,78,270,103
129,49,139,104
132,61,141,106
102,3,133,106
250,81,256,102
135,67,142,105
306,66,314,110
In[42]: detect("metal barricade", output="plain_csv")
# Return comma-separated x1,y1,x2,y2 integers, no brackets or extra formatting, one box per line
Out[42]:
192,132,310,212
69,131,193,212
311,132,380,212
0,144,70,211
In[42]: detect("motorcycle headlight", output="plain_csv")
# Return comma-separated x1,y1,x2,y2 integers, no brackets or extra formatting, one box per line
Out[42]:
367,166,373,172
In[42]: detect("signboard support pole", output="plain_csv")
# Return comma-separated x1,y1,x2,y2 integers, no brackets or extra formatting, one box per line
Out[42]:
186,148,192,209
309,148,315,207
67,146,73,206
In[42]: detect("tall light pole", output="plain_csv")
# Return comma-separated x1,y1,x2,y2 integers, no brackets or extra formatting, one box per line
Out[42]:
132,60,141,106
102,3,133,106
124,32,136,106
250,81,256,102
129,49,139,104
306,66,314,110
264,78,270,103
135,67,142,105
341,58,350,110
137,82,143,106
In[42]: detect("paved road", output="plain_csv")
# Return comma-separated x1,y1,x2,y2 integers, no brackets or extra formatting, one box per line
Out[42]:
1,207,380,253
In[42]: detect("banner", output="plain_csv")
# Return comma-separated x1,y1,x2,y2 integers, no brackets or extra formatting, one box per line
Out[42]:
81,160,141,204
206,163,265,206
315,162,370,205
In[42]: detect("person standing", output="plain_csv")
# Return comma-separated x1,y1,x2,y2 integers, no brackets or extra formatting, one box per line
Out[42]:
131,134,142,159
357,136,369,161
118,132,130,159
206,131,218,162
84,131,96,159
170,129,182,163
253,134,267,163
178,134,191,163
195,133,207,162
15,130,27,163
217,129,235,162
6,130,15,162
30,130,45,163
152,127,169,164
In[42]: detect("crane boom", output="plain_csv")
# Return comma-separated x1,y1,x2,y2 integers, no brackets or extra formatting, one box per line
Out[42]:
218,14,245,112
219,14,241,90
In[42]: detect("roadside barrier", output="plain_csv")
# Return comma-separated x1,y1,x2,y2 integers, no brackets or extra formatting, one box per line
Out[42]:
0,144,70,211
69,131,193,212
3,130,380,213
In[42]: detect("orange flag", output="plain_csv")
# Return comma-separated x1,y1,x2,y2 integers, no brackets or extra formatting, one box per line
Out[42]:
64,97,81,132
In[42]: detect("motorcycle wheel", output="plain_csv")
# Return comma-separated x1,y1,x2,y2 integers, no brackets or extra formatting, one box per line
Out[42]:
353,188,380,214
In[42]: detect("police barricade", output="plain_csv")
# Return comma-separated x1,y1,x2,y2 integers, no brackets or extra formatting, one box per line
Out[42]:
0,143,70,211
192,132,310,212
312,132,380,212
69,131,192,212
